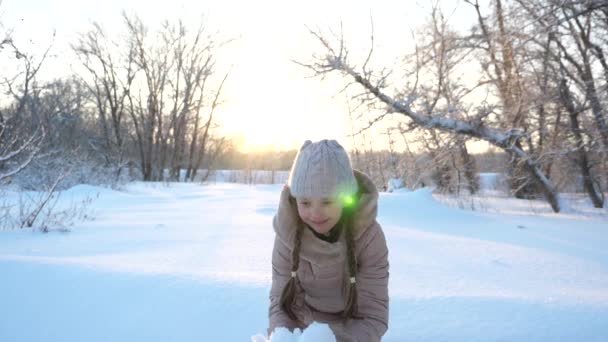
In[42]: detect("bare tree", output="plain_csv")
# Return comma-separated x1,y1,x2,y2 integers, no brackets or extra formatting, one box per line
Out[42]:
0,13,94,231
555,2,608,150
185,71,229,182
464,0,561,200
0,33,47,183
122,13,230,182
72,22,136,184
298,7,562,211
198,135,230,183
513,0,607,207
559,78,604,207
123,13,167,181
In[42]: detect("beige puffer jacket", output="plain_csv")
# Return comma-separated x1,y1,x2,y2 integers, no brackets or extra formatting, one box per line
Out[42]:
268,170,389,342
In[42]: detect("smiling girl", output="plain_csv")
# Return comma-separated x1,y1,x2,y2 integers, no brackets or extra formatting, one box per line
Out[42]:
268,139,389,342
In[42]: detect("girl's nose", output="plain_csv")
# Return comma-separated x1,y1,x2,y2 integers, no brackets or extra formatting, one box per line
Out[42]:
311,206,325,218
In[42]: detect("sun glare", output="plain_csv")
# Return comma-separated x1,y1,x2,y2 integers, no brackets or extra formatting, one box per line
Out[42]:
3,0,489,155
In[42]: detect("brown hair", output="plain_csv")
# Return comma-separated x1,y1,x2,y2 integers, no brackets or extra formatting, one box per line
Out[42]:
280,193,362,321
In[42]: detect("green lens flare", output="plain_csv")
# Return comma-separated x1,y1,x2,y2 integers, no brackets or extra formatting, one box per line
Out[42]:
344,195,354,206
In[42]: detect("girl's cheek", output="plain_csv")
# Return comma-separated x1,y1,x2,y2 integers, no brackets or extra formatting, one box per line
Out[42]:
298,208,309,220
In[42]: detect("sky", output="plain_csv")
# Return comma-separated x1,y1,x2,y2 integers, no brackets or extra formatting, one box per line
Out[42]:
0,0,488,153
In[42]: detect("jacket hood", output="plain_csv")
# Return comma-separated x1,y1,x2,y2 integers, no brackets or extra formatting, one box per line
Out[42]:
272,169,379,266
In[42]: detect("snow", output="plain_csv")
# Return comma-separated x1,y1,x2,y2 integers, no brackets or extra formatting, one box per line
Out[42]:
386,177,406,192
1,181,608,341
251,322,336,342
479,172,502,193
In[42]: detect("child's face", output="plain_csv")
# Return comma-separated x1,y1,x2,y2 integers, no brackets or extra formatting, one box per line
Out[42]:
295,196,343,235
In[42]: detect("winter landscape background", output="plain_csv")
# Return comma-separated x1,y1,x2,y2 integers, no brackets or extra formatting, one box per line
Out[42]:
2,0,608,340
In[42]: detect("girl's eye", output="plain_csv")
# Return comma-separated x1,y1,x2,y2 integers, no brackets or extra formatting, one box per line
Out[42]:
323,201,333,205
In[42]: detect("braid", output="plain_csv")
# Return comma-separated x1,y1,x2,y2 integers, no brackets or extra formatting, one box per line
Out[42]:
342,199,363,319
279,197,305,322
280,194,363,321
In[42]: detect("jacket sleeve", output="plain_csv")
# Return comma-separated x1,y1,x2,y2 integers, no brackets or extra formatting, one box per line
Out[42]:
268,233,309,335
329,223,389,342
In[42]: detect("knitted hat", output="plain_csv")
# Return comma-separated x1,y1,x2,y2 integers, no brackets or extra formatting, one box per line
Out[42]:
287,139,358,198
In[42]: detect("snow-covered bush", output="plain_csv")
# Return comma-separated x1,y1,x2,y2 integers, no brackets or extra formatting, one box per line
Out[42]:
0,174,97,232
11,154,140,191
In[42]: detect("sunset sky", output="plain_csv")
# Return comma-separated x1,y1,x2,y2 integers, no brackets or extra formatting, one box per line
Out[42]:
0,0,487,153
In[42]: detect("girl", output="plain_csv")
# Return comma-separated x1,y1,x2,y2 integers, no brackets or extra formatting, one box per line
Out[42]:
268,139,389,342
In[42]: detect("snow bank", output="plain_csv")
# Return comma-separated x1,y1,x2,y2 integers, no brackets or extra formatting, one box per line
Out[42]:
251,322,336,342
2,181,608,341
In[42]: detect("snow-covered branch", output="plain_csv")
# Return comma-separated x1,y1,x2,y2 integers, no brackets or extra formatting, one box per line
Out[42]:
301,26,562,212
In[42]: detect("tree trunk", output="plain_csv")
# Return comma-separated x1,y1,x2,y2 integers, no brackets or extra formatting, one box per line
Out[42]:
460,143,479,195
559,79,604,208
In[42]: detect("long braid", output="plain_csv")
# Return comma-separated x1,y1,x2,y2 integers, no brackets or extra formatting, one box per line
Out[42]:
280,194,362,321
342,199,362,319
279,197,305,321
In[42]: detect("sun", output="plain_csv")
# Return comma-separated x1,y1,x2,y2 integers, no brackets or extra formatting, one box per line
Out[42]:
212,31,353,154
217,103,300,152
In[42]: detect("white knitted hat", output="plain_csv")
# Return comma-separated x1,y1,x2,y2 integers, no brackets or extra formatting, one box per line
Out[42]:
287,139,358,198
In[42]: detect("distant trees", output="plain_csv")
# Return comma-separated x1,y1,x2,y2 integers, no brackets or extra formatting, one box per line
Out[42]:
3,0,607,216
72,22,135,183
0,13,98,230
0,31,47,184
0,5,234,192
73,13,231,182
302,0,608,212
214,147,297,171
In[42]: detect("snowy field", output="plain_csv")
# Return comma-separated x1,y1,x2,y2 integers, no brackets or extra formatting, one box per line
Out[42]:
1,181,608,341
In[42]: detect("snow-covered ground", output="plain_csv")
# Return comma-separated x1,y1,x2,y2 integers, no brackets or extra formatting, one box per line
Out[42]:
1,181,607,341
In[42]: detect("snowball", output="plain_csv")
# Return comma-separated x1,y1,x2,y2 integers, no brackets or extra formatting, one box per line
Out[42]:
250,333,269,342
253,323,336,342
299,322,336,342
269,326,301,342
